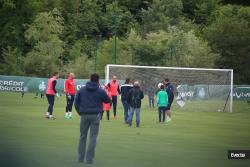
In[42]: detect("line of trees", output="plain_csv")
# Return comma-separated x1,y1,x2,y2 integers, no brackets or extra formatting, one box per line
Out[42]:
0,0,249,84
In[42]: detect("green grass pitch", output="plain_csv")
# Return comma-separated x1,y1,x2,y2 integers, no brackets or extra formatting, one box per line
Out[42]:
0,92,250,167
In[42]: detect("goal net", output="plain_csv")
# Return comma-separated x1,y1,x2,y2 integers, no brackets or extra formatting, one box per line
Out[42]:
105,64,233,112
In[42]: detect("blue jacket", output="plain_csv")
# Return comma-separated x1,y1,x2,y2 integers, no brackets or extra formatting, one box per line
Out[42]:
74,81,110,115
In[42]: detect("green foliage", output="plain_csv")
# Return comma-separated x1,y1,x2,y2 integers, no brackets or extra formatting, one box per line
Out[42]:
95,28,217,77
25,8,64,44
0,46,18,75
125,28,217,67
100,1,135,37
142,0,183,32
182,0,221,24
68,38,95,61
23,8,64,77
205,5,250,84
0,0,15,8
0,0,249,84
194,0,221,25
64,55,94,78
96,37,132,77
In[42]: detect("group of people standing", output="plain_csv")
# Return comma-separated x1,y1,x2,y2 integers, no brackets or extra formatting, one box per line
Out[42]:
156,78,174,123
44,72,174,164
98,76,144,128
44,72,76,120
44,72,174,124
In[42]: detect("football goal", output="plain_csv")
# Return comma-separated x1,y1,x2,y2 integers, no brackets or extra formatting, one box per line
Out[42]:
105,64,233,112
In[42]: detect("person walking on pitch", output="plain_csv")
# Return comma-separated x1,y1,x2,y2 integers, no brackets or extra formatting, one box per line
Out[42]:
120,78,133,123
108,75,120,119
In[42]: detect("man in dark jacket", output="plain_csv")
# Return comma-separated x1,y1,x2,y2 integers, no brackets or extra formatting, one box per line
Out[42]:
164,78,174,122
75,73,110,164
127,81,144,127
120,78,133,123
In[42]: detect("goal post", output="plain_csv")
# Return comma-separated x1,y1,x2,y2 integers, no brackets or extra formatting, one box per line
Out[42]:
105,64,233,112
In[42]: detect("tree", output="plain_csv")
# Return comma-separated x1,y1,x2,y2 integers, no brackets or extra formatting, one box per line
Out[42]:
141,0,183,33
64,55,94,78
96,37,132,77
124,28,217,68
0,46,21,75
23,8,64,77
0,0,62,65
204,5,250,84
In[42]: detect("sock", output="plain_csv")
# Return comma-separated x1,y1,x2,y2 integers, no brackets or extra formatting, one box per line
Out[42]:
69,112,72,117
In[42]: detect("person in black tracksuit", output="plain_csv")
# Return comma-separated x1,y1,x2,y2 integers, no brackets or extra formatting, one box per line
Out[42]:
120,78,133,123
164,78,174,120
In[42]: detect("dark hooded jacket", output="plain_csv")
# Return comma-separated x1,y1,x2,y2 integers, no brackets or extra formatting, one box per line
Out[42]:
74,81,110,115
127,86,144,108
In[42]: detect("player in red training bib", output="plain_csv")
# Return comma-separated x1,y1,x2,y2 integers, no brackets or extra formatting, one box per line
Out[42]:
64,73,76,119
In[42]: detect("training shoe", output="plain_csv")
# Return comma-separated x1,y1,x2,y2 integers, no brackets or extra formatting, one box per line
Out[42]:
85,159,94,164
48,116,56,120
78,159,84,163
165,118,171,123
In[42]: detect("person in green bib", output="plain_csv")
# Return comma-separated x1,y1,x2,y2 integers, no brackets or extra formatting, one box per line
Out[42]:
156,84,169,123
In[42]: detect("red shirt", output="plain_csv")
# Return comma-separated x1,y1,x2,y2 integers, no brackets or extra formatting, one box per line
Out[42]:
109,81,119,96
46,77,57,95
64,79,76,95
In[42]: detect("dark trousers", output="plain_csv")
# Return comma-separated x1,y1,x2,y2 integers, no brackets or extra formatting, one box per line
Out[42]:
66,94,75,112
111,96,117,117
148,96,154,108
78,114,100,162
121,99,129,123
158,107,166,122
46,94,55,115
100,110,110,120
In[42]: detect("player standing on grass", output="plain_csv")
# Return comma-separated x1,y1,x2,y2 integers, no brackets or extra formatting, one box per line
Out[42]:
147,84,155,109
127,81,144,128
108,75,120,119
45,72,59,119
75,73,110,164
120,78,133,123
157,84,168,123
64,73,76,119
164,78,174,122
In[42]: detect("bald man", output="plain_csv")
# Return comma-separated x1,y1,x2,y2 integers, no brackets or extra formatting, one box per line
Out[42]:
127,81,144,127
108,75,120,119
